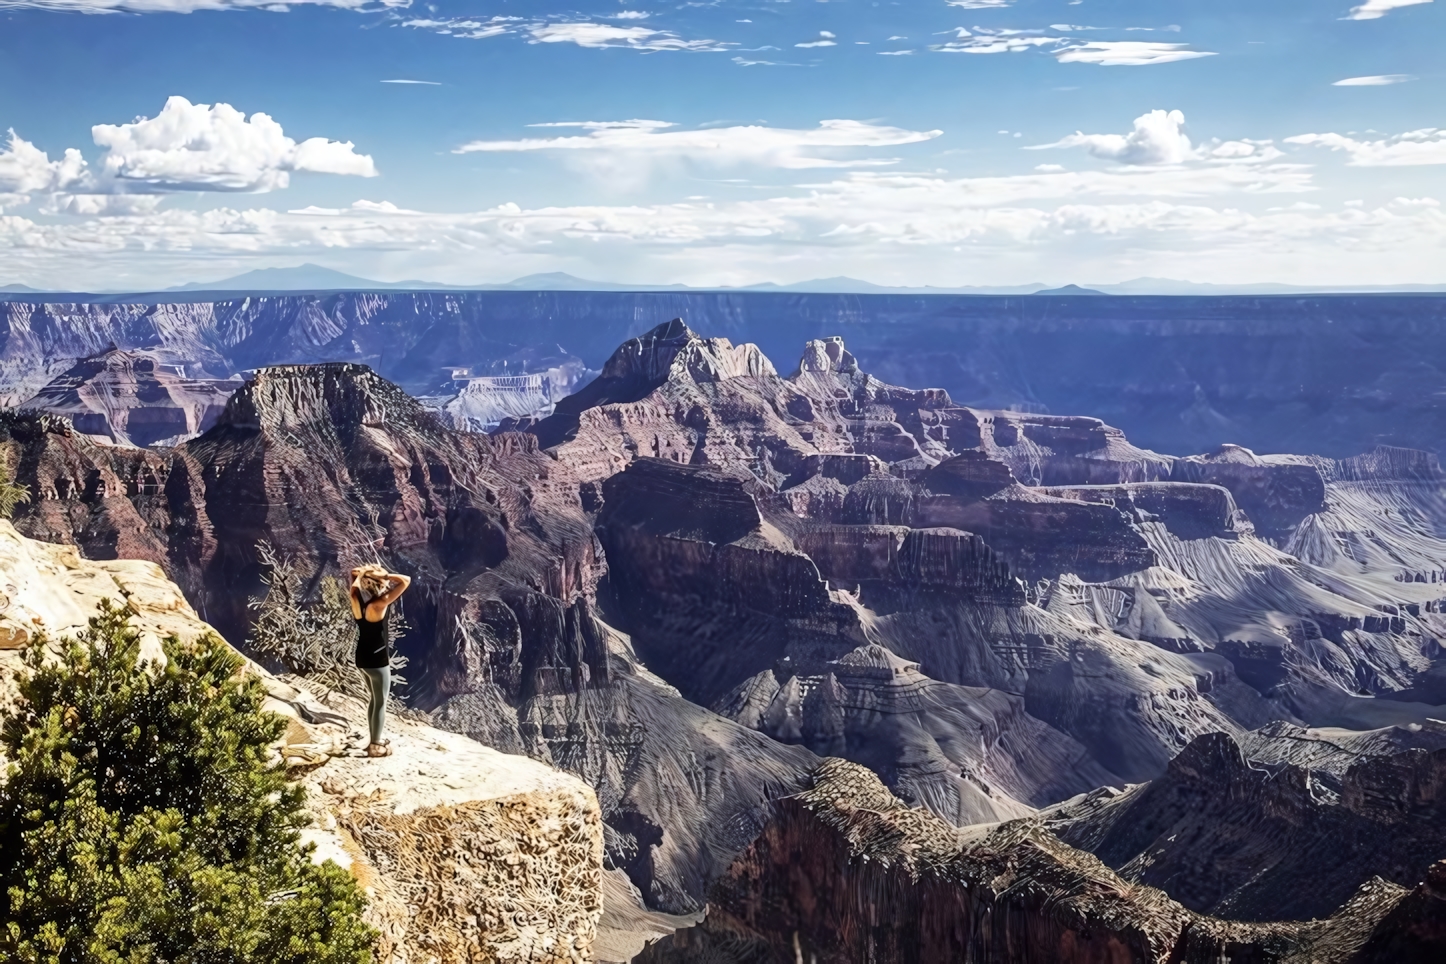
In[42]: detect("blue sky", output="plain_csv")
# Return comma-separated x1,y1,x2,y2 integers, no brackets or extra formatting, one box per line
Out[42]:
0,0,1442,289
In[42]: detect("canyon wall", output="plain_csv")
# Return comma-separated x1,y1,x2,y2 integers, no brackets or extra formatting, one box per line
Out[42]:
6,292,1446,457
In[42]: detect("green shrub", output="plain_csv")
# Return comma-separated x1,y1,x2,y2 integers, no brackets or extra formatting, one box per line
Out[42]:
0,453,28,520
0,600,377,963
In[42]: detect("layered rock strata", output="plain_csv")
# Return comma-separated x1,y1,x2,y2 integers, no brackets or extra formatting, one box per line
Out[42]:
636,758,1440,964
8,290,1446,460
18,347,241,447
1046,727,1446,922
1,369,816,913
8,320,1446,938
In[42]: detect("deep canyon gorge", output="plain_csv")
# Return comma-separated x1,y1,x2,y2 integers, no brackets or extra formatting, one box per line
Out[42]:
3,292,1446,961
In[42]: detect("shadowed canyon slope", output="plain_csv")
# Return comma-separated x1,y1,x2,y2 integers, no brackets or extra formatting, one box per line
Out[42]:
5,317,1446,956
637,759,1446,964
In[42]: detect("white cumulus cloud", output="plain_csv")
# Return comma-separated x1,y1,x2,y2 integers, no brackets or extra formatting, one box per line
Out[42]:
1029,111,1284,168
91,96,376,192
1285,128,1446,166
1054,41,1217,65
0,97,375,214
0,132,89,196
1344,0,1432,20
1030,109,1194,165
453,119,942,170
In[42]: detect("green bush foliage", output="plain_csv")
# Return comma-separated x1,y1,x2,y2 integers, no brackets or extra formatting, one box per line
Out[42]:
0,453,28,520
0,600,377,963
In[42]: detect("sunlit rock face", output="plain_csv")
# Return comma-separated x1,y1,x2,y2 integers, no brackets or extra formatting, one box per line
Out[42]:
18,347,241,447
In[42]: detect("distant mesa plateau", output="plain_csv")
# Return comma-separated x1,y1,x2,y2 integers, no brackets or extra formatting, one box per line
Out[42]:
4,289,1446,458
4,289,1446,961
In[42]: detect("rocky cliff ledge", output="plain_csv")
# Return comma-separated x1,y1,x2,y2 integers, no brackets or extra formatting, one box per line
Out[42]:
636,758,1441,963
0,520,604,963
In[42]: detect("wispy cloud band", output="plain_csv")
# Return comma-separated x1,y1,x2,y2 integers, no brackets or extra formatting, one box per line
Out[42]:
453,119,941,170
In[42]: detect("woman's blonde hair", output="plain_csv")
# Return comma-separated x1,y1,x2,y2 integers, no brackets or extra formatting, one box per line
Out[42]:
355,564,390,599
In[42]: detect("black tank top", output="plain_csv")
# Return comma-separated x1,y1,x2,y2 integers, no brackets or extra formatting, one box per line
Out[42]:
355,610,390,669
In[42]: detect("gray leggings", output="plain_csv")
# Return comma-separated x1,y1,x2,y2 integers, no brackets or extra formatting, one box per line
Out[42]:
359,666,390,746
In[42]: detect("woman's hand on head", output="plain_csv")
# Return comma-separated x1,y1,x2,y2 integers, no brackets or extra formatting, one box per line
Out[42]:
374,573,411,605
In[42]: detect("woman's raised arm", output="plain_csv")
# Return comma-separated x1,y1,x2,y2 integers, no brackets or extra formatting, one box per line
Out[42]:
375,573,411,607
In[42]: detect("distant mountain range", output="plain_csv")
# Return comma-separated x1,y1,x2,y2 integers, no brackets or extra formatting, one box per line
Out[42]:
5,264,1446,296
160,266,1045,295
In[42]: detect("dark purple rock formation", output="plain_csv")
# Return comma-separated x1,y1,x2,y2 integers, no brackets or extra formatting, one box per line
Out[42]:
635,758,1423,964
18,347,240,447
1047,729,1446,922
1170,445,1327,538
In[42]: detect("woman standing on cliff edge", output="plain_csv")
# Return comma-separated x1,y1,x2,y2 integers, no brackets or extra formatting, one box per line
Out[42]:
349,564,411,758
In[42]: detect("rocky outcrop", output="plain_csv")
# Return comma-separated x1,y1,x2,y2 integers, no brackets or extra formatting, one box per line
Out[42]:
916,454,1158,582
718,645,1121,825
18,347,241,447
1046,729,1446,922
977,410,1175,486
1042,482,1252,541
420,356,596,434
0,520,605,963
1170,445,1327,538
294,697,604,964
1346,860,1446,963
635,758,1429,964
1332,445,1446,484
0,518,211,669
596,457,865,708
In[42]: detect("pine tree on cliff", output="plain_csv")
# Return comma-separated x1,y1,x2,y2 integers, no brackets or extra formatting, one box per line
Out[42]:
0,600,376,962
